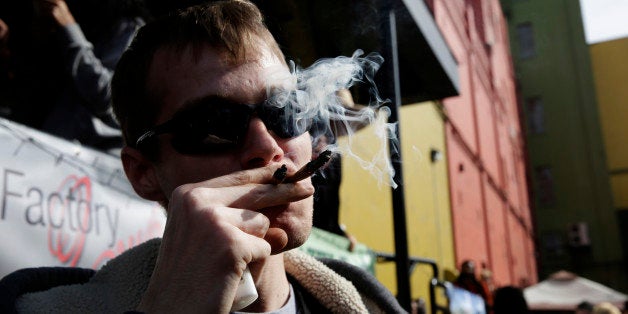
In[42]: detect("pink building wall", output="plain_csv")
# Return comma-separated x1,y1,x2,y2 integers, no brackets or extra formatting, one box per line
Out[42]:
429,0,537,287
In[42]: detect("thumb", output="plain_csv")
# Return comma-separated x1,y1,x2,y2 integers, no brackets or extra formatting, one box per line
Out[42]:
264,227,288,255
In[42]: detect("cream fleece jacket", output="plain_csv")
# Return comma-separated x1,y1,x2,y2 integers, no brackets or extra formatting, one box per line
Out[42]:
16,238,399,313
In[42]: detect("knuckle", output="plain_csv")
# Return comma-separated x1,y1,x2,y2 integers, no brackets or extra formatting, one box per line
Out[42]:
172,186,218,215
183,188,205,205
293,180,315,196
261,215,271,228
221,233,241,249
230,171,252,185
262,241,272,256
170,184,191,202
273,181,315,203
252,216,271,236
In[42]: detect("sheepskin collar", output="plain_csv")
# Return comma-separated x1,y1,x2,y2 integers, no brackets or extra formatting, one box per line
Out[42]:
17,238,369,313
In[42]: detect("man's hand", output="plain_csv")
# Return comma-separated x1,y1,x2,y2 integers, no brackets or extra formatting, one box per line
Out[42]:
34,0,76,27
136,166,314,313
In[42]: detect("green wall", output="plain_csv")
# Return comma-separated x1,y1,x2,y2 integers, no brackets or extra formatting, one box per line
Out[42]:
501,0,625,291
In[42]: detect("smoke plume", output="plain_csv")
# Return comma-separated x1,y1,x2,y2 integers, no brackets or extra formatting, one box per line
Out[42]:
267,50,399,188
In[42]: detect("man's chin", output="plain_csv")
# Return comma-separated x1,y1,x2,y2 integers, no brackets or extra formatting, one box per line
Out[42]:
267,224,312,255
262,197,314,254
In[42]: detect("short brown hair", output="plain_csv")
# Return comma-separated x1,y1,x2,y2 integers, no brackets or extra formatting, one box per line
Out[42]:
111,0,285,149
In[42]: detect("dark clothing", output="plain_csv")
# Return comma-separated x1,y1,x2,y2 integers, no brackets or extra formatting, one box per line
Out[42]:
455,273,490,312
0,268,328,314
42,17,144,152
0,238,406,313
454,274,487,299
0,267,95,314
312,155,345,236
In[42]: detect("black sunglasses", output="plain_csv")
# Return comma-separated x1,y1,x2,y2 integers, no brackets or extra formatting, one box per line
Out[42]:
135,97,313,155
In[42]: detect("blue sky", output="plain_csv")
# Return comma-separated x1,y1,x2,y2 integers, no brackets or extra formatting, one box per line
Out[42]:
580,0,628,43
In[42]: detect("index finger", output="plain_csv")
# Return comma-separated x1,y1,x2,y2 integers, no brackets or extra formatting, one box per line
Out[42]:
191,165,284,189
173,179,314,213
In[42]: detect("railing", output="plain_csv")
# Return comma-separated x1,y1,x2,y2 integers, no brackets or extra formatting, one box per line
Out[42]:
375,252,450,314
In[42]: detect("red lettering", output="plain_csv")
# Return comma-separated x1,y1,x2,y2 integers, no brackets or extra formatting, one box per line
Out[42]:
47,176,90,267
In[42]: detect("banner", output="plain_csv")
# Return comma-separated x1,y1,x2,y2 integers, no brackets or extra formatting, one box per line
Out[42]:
0,118,166,278
299,227,376,273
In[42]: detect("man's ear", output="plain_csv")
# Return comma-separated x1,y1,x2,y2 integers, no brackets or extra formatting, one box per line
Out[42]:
121,146,167,203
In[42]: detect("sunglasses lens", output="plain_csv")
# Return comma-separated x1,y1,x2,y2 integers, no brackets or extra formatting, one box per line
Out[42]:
170,105,251,154
261,104,310,139
140,100,313,156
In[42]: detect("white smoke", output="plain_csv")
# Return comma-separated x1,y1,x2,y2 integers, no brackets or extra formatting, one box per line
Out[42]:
267,50,399,188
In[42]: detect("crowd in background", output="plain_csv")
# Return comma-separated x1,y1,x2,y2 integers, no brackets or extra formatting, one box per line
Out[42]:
0,0,203,154
451,259,628,314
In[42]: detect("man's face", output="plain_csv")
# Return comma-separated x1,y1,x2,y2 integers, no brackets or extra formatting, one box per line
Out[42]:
143,42,314,251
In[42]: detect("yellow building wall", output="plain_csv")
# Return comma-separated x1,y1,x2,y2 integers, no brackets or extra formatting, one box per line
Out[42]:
611,175,628,208
590,38,628,208
339,102,456,307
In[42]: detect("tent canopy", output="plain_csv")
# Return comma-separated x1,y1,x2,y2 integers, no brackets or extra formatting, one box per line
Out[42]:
524,270,628,310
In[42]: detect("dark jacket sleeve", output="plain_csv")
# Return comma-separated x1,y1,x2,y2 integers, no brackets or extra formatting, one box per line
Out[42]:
59,18,144,125
0,267,95,314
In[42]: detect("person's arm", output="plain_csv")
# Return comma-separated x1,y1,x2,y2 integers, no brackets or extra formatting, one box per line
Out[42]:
36,0,142,126
0,18,10,63
35,0,75,26
0,18,9,43
58,21,127,126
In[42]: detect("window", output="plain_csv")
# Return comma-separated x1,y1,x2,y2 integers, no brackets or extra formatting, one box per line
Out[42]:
525,96,545,134
535,166,556,207
516,22,536,59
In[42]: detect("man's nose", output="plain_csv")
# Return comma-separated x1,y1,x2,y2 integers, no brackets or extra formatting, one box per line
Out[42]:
239,117,284,169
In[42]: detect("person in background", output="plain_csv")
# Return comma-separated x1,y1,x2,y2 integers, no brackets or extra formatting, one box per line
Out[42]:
0,18,14,117
577,301,594,314
0,1,405,313
33,0,150,153
0,18,8,53
455,259,491,309
492,286,529,314
479,262,494,310
311,135,344,235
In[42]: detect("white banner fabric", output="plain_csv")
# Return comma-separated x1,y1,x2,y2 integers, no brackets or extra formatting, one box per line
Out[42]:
0,118,166,278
